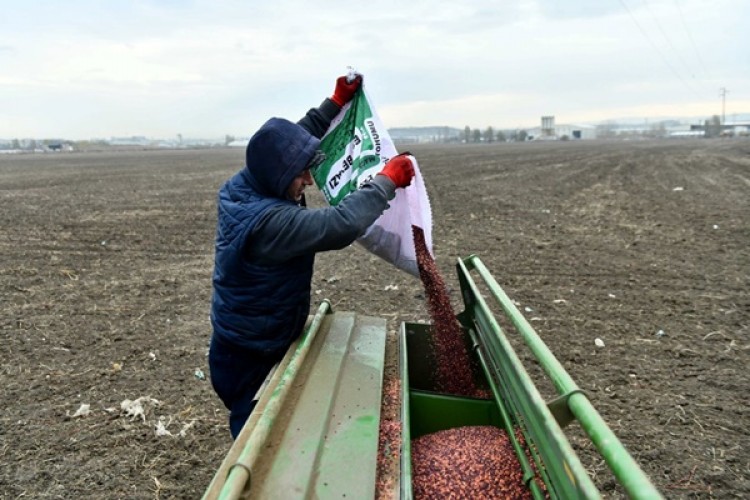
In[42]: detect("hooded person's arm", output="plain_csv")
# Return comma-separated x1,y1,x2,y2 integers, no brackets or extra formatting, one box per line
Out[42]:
297,99,341,139
246,176,397,264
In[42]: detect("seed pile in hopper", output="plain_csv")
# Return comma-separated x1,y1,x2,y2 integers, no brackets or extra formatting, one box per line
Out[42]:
376,378,402,499
411,425,533,499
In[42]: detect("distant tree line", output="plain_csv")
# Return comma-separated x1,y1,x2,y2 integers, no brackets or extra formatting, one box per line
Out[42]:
462,125,527,143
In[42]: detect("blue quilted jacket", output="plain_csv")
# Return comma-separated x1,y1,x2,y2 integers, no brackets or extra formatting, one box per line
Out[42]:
210,118,319,354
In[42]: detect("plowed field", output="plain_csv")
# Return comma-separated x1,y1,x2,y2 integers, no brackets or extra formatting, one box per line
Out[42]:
2,139,748,498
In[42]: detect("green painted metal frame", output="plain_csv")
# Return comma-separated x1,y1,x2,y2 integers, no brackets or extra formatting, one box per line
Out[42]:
400,322,507,500
204,301,388,499
203,301,332,500
399,320,550,499
456,255,663,499
399,323,503,438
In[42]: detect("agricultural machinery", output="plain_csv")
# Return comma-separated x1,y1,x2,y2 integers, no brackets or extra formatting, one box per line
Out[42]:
203,255,662,499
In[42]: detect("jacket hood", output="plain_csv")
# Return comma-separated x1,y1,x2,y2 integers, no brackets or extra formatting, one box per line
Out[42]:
244,117,320,199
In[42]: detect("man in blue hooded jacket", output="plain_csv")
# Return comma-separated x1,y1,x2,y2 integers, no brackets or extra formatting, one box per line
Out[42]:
209,75,415,438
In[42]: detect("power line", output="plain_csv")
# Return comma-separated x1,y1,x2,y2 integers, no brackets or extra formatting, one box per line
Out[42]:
674,0,709,77
643,0,700,81
617,0,703,99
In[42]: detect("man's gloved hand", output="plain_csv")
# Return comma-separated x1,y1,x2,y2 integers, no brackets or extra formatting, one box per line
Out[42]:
377,153,415,189
331,74,362,107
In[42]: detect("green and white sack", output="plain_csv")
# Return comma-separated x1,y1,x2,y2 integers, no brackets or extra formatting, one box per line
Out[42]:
312,84,433,277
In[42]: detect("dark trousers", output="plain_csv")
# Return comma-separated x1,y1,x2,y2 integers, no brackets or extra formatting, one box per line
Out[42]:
208,335,282,439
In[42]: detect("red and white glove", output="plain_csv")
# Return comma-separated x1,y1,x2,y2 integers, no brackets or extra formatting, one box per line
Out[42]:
377,153,415,189
331,74,362,107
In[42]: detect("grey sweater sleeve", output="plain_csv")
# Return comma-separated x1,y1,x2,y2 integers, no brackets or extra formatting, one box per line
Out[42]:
298,98,341,138
247,176,397,264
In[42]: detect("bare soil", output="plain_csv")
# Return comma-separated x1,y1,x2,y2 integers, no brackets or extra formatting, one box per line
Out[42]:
1,139,748,498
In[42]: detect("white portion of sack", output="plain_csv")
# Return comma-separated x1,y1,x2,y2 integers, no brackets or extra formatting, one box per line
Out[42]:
315,84,433,277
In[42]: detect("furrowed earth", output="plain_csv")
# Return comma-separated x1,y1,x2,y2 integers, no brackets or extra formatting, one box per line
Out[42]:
1,139,748,498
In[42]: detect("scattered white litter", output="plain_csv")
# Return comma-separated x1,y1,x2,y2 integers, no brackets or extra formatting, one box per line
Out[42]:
608,293,616,299
384,284,399,291
155,416,196,438
121,396,160,422
655,329,666,338
524,306,533,312
724,339,737,353
712,224,719,229
149,352,157,361
595,338,605,348
68,403,91,418
178,420,196,437
155,416,172,436
194,368,206,380
553,299,567,304
672,186,684,191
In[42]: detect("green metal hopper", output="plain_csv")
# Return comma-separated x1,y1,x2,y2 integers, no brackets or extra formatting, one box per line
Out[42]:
204,255,663,499
400,255,663,499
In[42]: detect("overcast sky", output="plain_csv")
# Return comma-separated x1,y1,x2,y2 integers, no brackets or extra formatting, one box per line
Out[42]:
1,0,748,140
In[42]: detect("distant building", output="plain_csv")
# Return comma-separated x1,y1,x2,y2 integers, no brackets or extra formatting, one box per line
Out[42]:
109,136,152,146
527,117,596,140
541,116,555,138
689,122,750,137
669,130,705,138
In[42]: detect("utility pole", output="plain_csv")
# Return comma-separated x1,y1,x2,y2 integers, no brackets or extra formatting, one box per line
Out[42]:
719,88,729,125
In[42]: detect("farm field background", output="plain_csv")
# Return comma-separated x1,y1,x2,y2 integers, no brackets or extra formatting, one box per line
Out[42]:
1,139,748,498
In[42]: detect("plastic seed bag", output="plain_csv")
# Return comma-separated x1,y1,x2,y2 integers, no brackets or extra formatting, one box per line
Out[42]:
313,73,433,277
